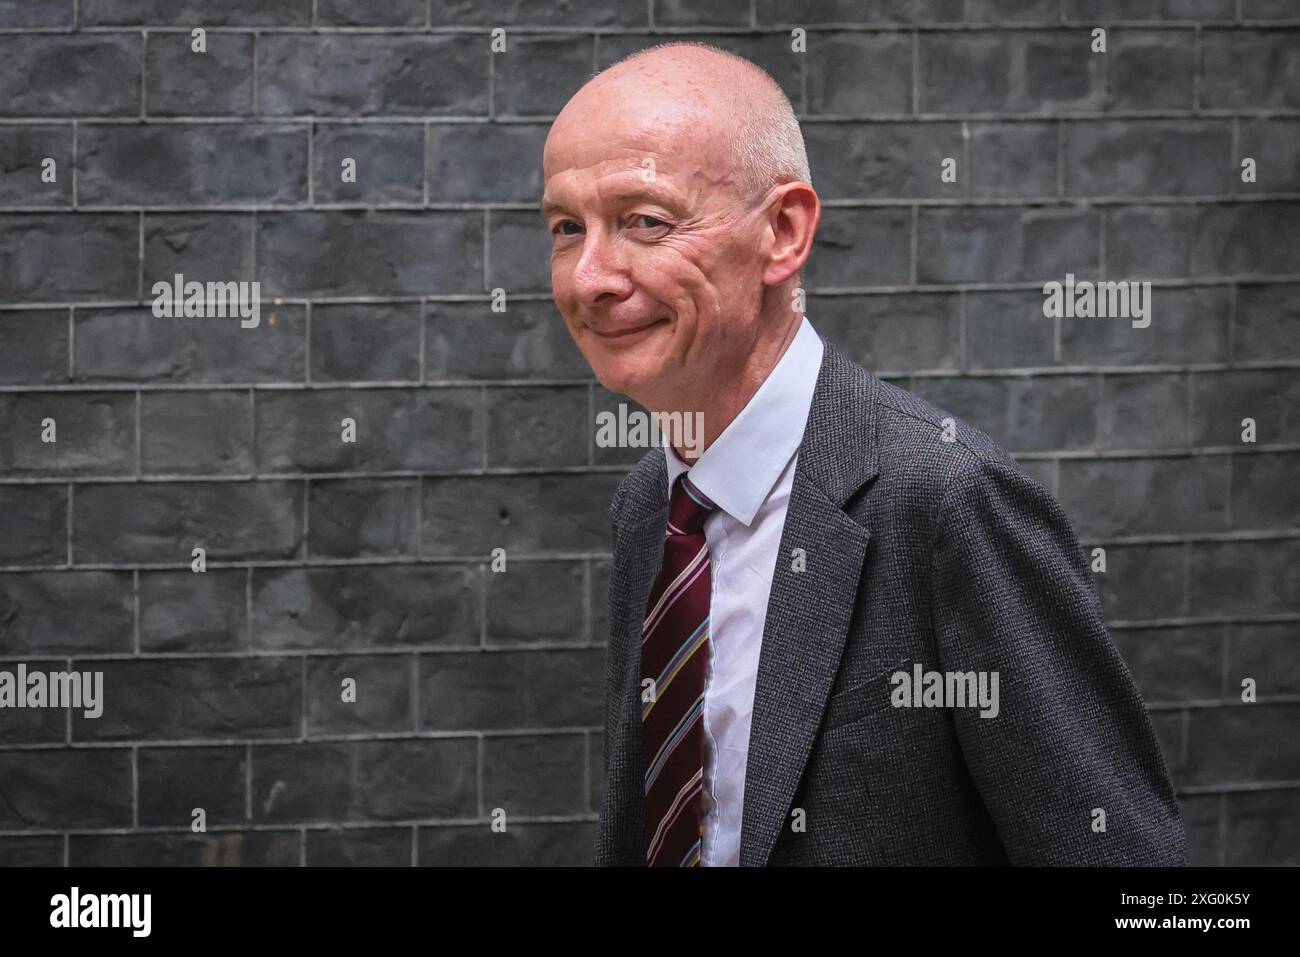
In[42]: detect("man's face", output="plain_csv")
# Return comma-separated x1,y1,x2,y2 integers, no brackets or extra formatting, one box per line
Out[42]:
541,102,769,405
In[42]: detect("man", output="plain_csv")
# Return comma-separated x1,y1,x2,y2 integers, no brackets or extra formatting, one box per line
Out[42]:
540,42,1185,866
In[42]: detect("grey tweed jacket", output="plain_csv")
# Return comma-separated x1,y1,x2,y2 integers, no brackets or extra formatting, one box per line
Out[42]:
596,335,1186,866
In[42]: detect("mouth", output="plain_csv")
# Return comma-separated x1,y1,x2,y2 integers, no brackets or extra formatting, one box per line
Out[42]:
589,317,668,340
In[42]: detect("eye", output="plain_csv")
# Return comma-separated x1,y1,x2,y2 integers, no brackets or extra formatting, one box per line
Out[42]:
551,220,582,236
634,215,669,229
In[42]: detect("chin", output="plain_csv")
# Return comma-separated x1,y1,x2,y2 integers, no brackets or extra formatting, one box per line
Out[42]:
590,354,660,399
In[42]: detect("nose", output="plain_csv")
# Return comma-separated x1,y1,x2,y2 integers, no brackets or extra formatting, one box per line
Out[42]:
568,225,635,305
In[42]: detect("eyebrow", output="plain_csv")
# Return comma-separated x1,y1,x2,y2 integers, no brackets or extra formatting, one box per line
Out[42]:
538,183,686,219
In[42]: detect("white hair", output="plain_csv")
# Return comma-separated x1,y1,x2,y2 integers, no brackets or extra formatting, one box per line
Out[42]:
601,41,812,203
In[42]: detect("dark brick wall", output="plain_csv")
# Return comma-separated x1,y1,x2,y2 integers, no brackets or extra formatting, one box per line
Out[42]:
0,0,1296,866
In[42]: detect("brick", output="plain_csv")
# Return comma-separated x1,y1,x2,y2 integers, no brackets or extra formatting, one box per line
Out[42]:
313,124,423,206
917,207,1099,284
967,0,1060,20
0,836,63,866
145,31,255,116
1189,539,1300,616
255,387,481,472
73,480,304,563
1107,30,1196,110
0,214,138,303
317,0,424,25
483,733,585,814
1112,625,1224,702
80,0,311,25
968,122,1059,198
0,484,66,565
417,821,596,865
427,122,548,203
249,739,477,822
431,0,646,26
143,212,255,287
1097,373,1189,450
421,473,622,555
257,211,484,297
305,654,414,734
488,208,554,293
418,648,603,730
0,571,133,654
804,121,964,200
0,311,68,385
1184,702,1300,785
493,35,594,118
0,1,73,27
252,565,479,650
485,559,586,644
1229,623,1300,697
138,746,246,826
1235,284,1300,361
0,125,74,206
1107,203,1300,280
810,293,961,372
0,35,140,116
1059,284,1230,366
1224,789,1300,866
591,390,653,467
0,748,132,828
590,559,610,641
0,392,135,477
70,657,301,742
73,305,305,385
805,33,912,115
0,657,68,745
1058,455,1228,537
307,478,421,558
1064,120,1232,196
69,831,300,866
1202,29,1300,109
806,207,912,288
654,0,750,27
919,31,1104,114
485,385,589,468
140,390,254,475
307,827,410,865
1191,369,1300,446
755,0,912,24
311,303,421,382
1230,452,1300,531
257,35,488,117
1236,119,1300,194
965,289,1056,370
138,568,248,652
907,374,1100,452
1091,543,1187,621
78,123,308,206
1064,0,1235,19
425,300,591,382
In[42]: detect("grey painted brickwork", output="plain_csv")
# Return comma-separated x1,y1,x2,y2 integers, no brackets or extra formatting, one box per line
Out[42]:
0,0,1297,867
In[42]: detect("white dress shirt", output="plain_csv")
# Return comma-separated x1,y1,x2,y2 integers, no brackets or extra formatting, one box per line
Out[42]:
662,315,824,867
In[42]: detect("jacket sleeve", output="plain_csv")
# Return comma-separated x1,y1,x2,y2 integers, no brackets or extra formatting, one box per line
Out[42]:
929,456,1186,865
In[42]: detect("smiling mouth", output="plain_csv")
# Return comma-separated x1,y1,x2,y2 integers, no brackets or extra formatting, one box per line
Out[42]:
590,318,668,339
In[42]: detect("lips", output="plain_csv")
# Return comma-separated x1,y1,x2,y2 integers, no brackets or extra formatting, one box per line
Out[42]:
590,317,667,339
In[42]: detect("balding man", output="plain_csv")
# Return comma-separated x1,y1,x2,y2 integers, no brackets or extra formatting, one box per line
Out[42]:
541,42,1185,867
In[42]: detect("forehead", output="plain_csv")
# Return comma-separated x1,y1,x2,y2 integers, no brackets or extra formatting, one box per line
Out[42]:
542,89,734,206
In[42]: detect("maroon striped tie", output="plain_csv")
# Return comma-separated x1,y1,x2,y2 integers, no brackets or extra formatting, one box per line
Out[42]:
642,472,716,867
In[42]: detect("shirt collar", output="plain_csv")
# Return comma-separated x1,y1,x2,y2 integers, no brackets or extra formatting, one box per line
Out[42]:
664,315,824,527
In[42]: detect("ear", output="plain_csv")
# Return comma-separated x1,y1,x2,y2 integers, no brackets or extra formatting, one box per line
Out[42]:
761,181,821,287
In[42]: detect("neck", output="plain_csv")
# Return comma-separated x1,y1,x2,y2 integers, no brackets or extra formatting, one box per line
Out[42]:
656,311,804,466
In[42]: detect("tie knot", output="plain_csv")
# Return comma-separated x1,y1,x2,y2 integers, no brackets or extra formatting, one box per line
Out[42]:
667,474,716,536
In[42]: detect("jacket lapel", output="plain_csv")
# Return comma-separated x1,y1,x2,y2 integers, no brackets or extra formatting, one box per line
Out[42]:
739,340,881,866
